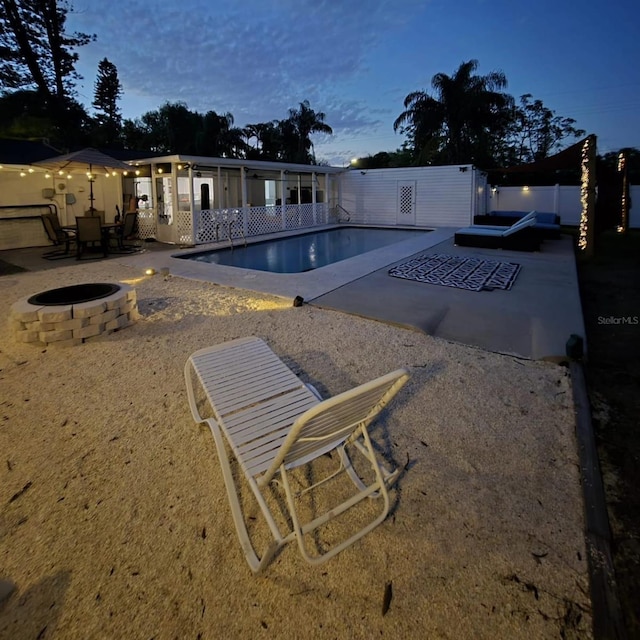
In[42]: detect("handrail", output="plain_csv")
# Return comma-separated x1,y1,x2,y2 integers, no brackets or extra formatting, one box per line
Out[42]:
334,204,351,222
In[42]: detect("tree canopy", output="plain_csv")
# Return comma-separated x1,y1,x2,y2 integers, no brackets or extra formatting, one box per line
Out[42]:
392,60,587,169
0,4,628,168
393,59,513,167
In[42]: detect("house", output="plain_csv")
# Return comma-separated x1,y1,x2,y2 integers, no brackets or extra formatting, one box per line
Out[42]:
0,139,489,250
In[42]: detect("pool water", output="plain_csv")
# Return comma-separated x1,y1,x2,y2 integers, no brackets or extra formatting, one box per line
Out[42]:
178,227,428,273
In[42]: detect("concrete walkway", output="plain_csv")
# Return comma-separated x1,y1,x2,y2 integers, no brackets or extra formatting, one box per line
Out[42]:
311,234,586,361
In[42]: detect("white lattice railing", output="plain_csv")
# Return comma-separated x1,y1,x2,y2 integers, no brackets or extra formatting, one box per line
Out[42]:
192,203,329,245
137,209,157,240
135,203,331,245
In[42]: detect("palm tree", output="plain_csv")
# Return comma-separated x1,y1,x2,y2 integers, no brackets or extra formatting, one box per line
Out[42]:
286,100,333,164
244,121,282,160
394,59,513,166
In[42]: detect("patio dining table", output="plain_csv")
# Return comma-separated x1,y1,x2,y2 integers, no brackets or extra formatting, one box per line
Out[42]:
62,221,123,256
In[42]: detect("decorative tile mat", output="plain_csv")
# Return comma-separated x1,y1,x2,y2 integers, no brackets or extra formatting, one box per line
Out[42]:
388,254,521,291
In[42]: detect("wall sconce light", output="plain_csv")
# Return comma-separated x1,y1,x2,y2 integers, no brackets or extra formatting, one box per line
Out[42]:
522,185,529,192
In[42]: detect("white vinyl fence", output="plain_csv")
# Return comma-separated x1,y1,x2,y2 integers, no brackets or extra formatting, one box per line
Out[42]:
489,184,640,228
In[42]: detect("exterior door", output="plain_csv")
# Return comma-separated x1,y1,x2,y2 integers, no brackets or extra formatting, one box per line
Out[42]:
397,181,416,225
155,176,176,243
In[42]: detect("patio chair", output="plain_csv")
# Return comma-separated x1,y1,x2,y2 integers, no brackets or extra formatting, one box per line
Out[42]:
41,213,75,259
184,336,409,573
76,215,108,260
108,212,141,253
454,212,542,251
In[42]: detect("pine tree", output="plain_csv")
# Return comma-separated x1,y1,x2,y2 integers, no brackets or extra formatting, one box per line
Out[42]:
92,57,122,147
0,0,94,144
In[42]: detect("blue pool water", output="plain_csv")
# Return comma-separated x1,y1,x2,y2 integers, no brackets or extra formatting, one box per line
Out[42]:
178,227,428,273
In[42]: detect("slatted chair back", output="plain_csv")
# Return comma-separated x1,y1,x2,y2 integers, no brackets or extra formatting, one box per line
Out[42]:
41,214,61,244
121,212,137,238
76,215,103,242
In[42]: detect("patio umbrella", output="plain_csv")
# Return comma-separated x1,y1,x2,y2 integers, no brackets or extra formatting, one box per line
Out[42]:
34,148,133,212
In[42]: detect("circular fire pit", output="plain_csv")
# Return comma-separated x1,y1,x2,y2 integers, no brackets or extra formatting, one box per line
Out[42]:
28,283,122,307
11,282,139,347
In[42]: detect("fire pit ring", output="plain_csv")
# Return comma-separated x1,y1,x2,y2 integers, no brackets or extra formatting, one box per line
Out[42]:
11,282,139,347
28,283,121,306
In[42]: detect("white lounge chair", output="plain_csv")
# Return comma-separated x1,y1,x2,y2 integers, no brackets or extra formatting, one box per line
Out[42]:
184,336,409,573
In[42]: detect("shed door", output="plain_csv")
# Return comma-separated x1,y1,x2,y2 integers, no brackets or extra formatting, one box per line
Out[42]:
397,181,416,225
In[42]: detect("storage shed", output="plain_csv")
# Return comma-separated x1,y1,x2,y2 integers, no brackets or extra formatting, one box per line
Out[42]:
339,164,488,228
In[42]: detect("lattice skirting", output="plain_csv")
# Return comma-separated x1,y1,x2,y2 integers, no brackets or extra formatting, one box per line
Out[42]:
389,254,521,291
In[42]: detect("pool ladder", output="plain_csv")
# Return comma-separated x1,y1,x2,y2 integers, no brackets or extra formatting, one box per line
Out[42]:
216,209,247,250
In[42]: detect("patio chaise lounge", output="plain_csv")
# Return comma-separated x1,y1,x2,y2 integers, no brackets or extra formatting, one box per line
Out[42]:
473,210,562,238
184,336,409,573
454,211,542,251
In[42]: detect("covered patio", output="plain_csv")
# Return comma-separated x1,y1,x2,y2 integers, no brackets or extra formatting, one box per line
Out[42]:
119,155,343,246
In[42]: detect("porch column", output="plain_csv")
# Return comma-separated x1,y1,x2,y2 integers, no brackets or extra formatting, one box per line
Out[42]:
312,171,317,224
297,173,302,227
240,166,249,236
280,170,287,230
150,163,158,231
216,167,222,209
188,165,196,245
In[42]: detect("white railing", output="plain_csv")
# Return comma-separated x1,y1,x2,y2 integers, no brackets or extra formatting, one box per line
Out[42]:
192,203,329,245
136,208,157,240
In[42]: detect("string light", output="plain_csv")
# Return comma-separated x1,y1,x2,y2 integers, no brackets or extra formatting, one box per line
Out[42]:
617,150,628,233
578,135,596,254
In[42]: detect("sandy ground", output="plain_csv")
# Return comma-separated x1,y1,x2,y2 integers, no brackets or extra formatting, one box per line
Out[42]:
0,261,592,639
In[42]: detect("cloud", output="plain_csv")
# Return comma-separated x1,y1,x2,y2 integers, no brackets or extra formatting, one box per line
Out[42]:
70,0,414,127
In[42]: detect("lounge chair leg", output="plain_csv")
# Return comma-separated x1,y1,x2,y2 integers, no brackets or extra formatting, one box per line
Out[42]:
204,418,282,574
280,463,391,566
338,431,399,498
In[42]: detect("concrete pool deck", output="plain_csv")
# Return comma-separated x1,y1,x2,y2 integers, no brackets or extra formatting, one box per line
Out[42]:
1,225,586,361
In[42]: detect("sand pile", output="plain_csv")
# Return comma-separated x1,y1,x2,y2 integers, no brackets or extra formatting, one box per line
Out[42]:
0,261,592,639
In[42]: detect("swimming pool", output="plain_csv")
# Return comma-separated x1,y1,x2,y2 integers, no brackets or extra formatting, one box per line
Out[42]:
178,227,429,273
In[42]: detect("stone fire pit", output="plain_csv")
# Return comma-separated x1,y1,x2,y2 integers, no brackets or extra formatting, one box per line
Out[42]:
10,282,139,347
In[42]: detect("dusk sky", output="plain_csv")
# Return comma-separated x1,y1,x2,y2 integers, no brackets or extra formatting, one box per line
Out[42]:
67,0,640,166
